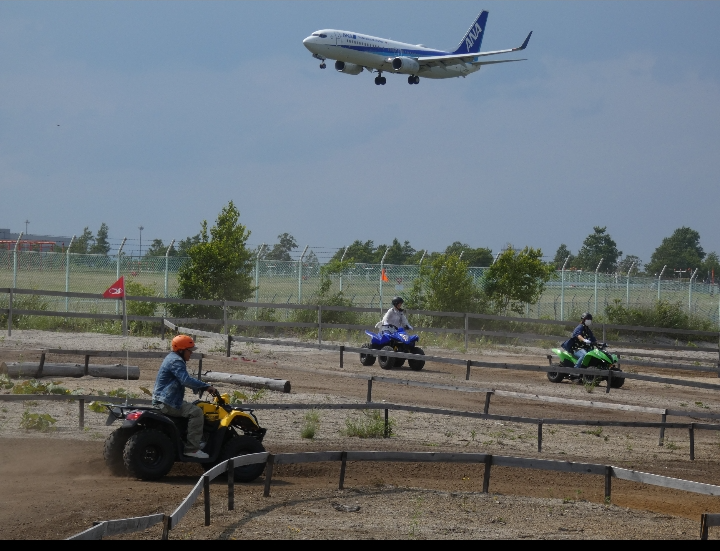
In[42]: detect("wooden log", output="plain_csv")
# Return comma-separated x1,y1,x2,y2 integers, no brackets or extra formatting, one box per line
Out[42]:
1,362,139,380
201,372,290,393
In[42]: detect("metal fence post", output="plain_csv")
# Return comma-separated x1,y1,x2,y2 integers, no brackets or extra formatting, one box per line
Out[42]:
657,265,666,301
12,232,23,289
560,257,569,321
379,247,389,313
594,258,603,315
339,246,348,292
626,261,635,306
163,239,173,316
298,245,308,304
689,268,698,314
255,244,266,317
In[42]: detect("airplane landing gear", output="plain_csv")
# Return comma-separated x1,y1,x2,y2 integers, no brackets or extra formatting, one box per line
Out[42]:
408,75,420,85
374,73,387,85
320,63,326,69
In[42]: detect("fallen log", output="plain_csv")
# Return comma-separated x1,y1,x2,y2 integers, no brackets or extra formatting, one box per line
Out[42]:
1,362,140,380
202,372,290,393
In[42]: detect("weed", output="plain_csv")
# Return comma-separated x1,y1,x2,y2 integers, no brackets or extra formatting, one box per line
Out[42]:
470,429,477,441
247,389,267,403
20,410,57,432
24,400,38,406
444,430,454,438
12,380,70,395
228,391,249,405
0,374,14,390
665,441,679,451
343,410,394,438
680,402,688,407
301,410,321,439
695,401,710,410
582,428,604,437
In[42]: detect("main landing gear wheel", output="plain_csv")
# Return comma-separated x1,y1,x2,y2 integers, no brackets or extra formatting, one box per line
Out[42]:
408,76,419,85
374,76,387,85
320,63,326,69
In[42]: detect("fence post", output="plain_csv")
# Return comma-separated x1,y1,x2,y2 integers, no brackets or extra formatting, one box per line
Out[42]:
465,360,471,381
339,451,348,489
163,240,173,316
657,265,666,301
602,323,606,343
626,261,635,306
483,392,492,414
560,257,569,321
223,300,228,338
537,421,543,452
604,466,612,502
84,355,90,376
366,378,373,402
36,352,46,378
161,515,170,540
594,258,603,315
65,235,75,313
12,232,23,289
78,399,85,430
658,411,667,446
298,246,308,304
482,455,492,493
203,475,211,526
689,423,695,461
226,334,232,358
384,408,389,438
7,288,12,337
263,455,275,497
464,313,469,351
339,345,344,369
318,305,322,344
606,370,612,394
227,458,235,511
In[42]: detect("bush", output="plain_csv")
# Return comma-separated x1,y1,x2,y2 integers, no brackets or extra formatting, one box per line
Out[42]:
20,411,57,432
605,299,717,335
0,294,50,327
343,410,394,438
12,380,70,395
0,375,14,390
125,280,159,335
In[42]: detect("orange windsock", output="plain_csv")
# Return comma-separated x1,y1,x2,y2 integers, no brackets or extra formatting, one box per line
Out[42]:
381,268,389,282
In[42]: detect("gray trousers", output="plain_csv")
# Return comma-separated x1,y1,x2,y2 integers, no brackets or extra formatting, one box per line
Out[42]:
160,402,204,453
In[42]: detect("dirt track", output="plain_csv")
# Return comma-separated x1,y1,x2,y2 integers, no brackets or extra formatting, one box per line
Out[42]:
1,330,720,539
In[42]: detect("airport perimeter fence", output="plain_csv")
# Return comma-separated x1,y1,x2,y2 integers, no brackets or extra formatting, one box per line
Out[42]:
1,249,719,323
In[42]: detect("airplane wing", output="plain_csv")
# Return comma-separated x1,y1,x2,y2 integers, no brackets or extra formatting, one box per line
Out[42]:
400,31,532,68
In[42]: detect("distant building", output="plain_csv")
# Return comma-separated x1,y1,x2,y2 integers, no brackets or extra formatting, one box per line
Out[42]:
0,228,74,251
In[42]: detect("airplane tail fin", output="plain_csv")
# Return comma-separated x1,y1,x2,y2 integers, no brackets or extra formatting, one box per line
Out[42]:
452,11,489,55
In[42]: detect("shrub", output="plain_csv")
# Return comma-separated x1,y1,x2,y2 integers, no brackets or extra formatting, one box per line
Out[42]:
125,280,159,335
0,294,50,327
301,410,321,439
343,410,394,438
12,380,70,395
0,375,14,390
20,411,57,432
605,299,717,335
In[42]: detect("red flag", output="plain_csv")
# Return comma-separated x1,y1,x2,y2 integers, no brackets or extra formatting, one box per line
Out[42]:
103,276,125,299
381,268,389,282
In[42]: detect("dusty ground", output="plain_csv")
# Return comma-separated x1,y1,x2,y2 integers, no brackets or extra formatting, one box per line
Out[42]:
1,329,720,539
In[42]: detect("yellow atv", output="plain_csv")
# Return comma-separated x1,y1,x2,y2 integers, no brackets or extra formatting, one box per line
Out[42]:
103,391,267,482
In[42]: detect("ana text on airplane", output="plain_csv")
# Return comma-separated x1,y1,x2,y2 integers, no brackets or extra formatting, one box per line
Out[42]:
302,10,532,86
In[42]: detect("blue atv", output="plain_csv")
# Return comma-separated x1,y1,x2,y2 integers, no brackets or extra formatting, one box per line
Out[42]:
359,328,425,371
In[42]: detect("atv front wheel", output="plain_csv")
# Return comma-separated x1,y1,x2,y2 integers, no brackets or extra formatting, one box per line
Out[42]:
104,427,135,476
408,347,425,371
214,435,267,482
378,346,395,370
123,429,175,481
610,369,625,388
359,344,377,366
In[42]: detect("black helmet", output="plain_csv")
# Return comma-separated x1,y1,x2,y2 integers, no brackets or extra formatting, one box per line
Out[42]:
581,312,593,321
392,296,404,307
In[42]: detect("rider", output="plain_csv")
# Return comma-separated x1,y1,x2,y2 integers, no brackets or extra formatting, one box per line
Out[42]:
564,312,597,369
152,335,217,459
380,296,414,334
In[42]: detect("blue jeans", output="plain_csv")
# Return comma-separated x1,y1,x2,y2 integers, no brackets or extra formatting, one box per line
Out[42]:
573,349,587,369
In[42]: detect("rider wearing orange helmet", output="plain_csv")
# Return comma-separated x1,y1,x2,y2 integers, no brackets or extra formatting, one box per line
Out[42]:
152,334,217,458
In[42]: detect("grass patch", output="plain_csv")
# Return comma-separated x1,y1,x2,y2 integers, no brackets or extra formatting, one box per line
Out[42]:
300,410,321,439
343,410,394,438
12,379,70,395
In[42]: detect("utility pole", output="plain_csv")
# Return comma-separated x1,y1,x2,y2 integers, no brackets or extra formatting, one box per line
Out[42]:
138,226,144,258
24,219,29,235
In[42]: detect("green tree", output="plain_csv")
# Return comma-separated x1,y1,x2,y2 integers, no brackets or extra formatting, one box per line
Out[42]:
144,239,176,257
69,227,94,254
88,223,110,255
646,227,706,275
171,201,254,318
575,227,622,272
407,254,485,317
617,255,642,275
701,252,720,283
331,240,377,263
176,234,200,257
383,239,416,265
482,246,555,315
552,244,575,269
264,233,298,261
444,242,493,267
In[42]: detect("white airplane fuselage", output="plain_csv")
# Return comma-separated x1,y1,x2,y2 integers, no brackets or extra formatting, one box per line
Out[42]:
303,31,481,79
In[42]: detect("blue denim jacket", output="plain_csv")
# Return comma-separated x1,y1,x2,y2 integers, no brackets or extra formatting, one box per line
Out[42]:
152,352,209,409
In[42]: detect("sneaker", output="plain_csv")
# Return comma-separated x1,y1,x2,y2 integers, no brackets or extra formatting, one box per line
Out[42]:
184,449,209,459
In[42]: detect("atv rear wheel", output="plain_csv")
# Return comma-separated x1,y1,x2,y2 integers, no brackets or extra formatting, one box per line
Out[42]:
359,344,377,366
104,427,135,476
378,346,395,370
547,359,573,383
123,429,175,481
212,435,267,482
408,347,425,371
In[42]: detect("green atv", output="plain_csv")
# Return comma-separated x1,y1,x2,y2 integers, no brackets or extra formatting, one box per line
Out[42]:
549,342,625,388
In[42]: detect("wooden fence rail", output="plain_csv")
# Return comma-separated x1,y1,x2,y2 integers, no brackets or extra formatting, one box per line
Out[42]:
67,450,720,540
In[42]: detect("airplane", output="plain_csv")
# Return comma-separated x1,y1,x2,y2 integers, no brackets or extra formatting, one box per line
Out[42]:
302,10,532,85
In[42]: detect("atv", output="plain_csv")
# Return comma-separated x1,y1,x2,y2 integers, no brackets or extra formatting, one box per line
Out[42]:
102,390,267,482
548,342,625,388
359,327,425,371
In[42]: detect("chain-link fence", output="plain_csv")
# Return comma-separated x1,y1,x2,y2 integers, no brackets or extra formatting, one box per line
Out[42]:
2,249,719,323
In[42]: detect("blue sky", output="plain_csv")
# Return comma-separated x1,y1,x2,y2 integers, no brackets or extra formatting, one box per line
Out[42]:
1,1,718,263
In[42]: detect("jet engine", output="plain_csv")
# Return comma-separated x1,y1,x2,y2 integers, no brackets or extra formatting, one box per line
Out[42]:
335,61,364,75
392,57,420,74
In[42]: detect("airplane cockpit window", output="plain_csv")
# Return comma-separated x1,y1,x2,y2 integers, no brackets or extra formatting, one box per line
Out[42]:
312,33,328,38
